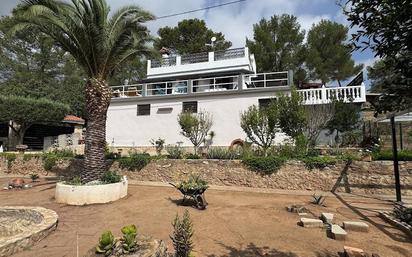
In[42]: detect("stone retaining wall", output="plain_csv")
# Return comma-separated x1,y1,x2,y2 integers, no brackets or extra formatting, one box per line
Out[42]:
1,157,411,195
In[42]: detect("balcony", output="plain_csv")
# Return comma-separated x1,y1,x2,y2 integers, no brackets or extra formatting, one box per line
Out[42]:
147,47,256,79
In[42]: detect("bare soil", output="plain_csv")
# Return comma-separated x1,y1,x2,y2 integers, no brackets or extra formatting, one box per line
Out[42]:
0,178,411,257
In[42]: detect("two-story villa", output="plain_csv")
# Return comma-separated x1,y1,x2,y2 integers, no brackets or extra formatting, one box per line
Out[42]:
106,47,366,150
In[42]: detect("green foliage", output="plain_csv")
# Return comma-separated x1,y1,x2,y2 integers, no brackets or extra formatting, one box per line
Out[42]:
155,19,232,54
0,153,17,168
65,176,82,185
246,14,307,83
166,145,185,159
184,153,200,159
303,156,337,170
277,88,307,139
41,149,75,171
240,104,280,156
170,210,194,257
30,173,39,182
101,171,121,184
178,111,213,154
121,224,138,253
206,147,239,160
118,153,150,171
96,230,116,256
306,20,362,85
305,104,335,147
372,150,412,161
343,0,411,113
340,130,363,147
242,156,285,175
177,175,209,192
150,138,165,156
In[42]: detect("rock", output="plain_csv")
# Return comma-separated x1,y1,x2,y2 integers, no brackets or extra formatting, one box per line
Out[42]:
3,186,9,190
23,184,32,189
331,224,347,240
343,221,369,232
161,164,171,168
9,178,25,188
300,218,324,228
343,246,366,257
202,161,209,165
321,213,334,223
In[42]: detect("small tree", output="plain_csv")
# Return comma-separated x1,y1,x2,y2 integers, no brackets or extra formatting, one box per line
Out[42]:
0,95,70,150
240,103,280,156
170,210,194,257
178,111,213,155
150,137,165,156
305,104,335,147
277,88,307,139
326,99,361,145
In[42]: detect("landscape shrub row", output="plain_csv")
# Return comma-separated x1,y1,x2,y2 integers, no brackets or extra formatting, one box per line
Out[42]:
372,149,412,161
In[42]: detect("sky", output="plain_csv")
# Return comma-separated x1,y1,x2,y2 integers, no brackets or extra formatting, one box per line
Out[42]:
0,0,377,84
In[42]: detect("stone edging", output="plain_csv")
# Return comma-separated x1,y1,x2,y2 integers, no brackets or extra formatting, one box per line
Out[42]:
379,211,412,237
0,206,58,257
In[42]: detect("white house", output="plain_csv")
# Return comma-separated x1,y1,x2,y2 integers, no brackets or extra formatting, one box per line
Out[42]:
106,47,366,150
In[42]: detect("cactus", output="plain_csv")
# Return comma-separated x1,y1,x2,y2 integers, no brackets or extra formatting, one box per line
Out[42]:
121,224,137,253
311,193,326,206
96,230,116,256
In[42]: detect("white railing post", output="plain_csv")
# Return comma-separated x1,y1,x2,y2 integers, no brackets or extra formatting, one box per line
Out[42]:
264,73,267,88
176,56,181,66
321,85,326,104
208,52,214,62
146,60,151,76
142,84,147,97
360,82,366,102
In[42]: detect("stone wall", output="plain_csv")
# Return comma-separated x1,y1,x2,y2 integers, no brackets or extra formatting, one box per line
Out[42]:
1,156,411,195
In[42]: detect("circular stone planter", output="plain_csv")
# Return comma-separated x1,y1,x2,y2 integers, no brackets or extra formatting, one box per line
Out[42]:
55,177,128,205
0,206,58,257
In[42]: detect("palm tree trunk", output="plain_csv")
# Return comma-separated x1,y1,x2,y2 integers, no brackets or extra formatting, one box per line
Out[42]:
82,78,112,182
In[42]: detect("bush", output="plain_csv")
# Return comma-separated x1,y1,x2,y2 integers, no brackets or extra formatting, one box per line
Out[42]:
118,153,150,171
171,210,194,257
303,156,337,170
42,153,59,171
242,156,285,175
101,171,121,184
150,137,165,156
185,153,200,159
372,149,412,161
0,153,17,168
166,144,185,159
206,147,239,160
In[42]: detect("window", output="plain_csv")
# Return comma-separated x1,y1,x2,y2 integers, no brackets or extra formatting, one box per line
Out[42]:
137,104,151,116
258,98,274,109
182,101,198,113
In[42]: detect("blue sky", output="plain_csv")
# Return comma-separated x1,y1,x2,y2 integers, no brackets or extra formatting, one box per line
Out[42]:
1,0,377,84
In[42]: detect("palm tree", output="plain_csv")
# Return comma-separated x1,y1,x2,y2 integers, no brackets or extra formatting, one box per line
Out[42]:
9,0,154,182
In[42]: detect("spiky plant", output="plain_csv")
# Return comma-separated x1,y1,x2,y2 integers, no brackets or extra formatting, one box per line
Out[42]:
170,210,194,257
8,0,154,182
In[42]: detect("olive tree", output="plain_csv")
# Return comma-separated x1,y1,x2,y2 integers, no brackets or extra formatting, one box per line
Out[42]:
0,95,70,150
178,111,213,154
240,103,280,156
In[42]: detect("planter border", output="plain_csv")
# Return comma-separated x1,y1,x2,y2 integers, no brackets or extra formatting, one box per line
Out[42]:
0,206,58,257
379,211,412,237
55,177,128,205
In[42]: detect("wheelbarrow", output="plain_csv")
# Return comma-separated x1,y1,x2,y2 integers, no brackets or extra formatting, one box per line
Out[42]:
169,183,208,210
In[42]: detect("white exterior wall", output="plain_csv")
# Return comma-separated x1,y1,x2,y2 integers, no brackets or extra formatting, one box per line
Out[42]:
106,91,289,147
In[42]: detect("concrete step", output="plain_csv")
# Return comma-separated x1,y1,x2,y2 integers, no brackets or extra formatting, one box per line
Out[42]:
343,221,369,232
321,212,334,223
331,224,347,240
300,218,323,228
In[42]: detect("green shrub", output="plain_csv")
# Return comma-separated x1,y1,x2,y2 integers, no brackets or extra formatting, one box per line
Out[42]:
242,156,285,175
303,156,337,170
185,153,200,159
372,149,412,161
150,137,165,156
23,153,42,161
177,175,209,192
206,147,239,160
118,153,150,171
0,153,17,168
30,173,39,182
96,230,116,256
166,144,185,159
171,210,194,257
42,153,59,171
65,176,82,185
101,171,121,184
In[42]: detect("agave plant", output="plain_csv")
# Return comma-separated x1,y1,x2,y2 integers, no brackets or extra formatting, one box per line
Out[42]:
311,193,327,206
8,0,154,182
121,224,137,253
96,230,116,256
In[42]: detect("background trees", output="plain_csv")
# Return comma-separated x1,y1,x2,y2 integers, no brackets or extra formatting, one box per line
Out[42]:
178,111,213,155
154,19,232,54
306,20,362,86
343,0,411,113
246,14,307,84
0,95,70,149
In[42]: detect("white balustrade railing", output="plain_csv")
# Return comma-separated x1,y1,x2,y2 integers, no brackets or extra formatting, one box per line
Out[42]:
298,84,366,105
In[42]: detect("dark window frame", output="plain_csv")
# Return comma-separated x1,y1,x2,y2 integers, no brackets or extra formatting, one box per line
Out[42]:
137,104,151,116
182,101,198,113
258,98,275,109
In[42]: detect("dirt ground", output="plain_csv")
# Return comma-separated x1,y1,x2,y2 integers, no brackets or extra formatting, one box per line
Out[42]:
1,178,412,257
